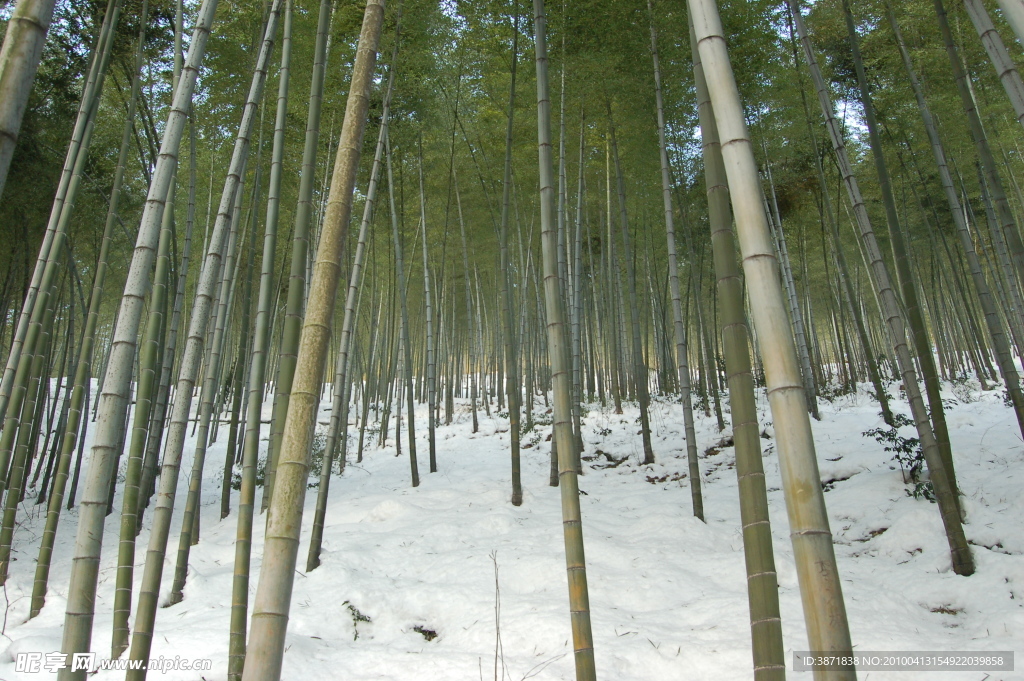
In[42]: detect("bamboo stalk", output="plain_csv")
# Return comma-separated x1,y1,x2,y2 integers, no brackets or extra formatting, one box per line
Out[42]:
242,3,384,677
692,0,858,674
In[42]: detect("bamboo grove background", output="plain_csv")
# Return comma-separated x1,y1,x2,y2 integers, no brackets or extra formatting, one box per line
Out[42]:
0,0,1023,678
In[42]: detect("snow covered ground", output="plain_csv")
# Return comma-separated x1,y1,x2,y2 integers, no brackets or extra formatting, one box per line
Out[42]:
0,378,1020,680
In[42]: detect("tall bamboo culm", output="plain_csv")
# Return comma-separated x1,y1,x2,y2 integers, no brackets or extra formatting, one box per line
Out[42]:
123,5,281,677
691,19,785,679
229,3,293,677
532,0,596,678
242,2,384,678
690,1,858,677
789,0,973,578
647,0,702,520
0,0,57,201
57,2,218,676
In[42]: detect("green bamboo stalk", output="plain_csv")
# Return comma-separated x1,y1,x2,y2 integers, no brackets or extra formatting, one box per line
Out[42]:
498,7,523,505
262,0,334,512
228,3,292,675
608,106,655,466
122,6,280,677
455,172,480,433
0,0,118,428
532,0,595,677
784,13,893,425
418,144,437,474
791,0,973,577
997,0,1024,45
0,0,57,200
168,180,245,603
112,126,175,660
140,109,197,520
385,128,419,487
964,0,1024,129
56,2,217,676
0,0,121,502
841,0,962,511
647,0,704,518
934,0,1024,294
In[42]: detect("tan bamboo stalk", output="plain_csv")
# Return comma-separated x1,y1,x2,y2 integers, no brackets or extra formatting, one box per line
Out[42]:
307,31,395,571
241,3,383,678
647,0,701,518
532,0,595,677
0,0,56,199
791,0,973,577
691,0,859,673
691,20,785,679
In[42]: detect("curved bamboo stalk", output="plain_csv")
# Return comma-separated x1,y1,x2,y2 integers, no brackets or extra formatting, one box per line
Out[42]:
692,0,858,671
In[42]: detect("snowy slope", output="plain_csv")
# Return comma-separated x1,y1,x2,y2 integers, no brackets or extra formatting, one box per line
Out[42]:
0,379,1020,680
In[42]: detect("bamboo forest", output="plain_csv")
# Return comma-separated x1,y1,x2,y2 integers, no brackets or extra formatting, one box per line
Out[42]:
0,0,1023,678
